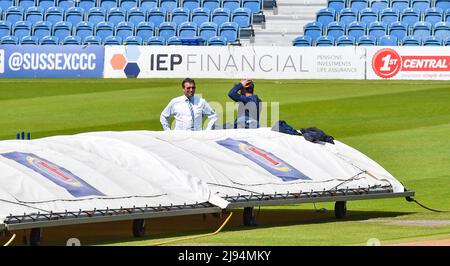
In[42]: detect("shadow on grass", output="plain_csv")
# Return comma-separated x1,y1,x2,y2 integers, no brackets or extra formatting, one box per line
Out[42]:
89,208,414,246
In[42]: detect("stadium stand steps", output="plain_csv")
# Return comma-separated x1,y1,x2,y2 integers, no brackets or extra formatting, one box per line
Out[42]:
250,0,328,46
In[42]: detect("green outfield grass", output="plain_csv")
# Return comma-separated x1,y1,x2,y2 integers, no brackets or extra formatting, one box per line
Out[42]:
0,78,449,246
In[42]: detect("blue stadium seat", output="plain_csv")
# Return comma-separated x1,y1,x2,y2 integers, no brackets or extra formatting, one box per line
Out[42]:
347,21,366,39
53,21,72,39
88,7,107,25
339,8,358,26
136,21,155,40
100,0,118,10
20,35,39,45
120,0,138,10
357,35,376,45
33,20,52,39
401,8,420,27
424,7,443,25
40,35,59,44
158,21,177,40
412,21,431,41
411,0,430,13
370,0,388,12
62,35,81,44
38,0,55,9
359,8,378,24
18,0,36,9
349,0,369,11
183,0,200,12
0,21,12,36
108,7,126,26
446,9,450,22
124,35,143,44
327,21,345,39
45,7,64,24
316,8,336,26
378,34,398,45
0,0,14,11
0,35,18,44
83,35,102,44
65,7,85,26
435,0,449,11
160,0,178,13
445,36,450,46
178,21,197,37
6,6,24,24
191,7,210,25
199,21,217,40
243,0,262,14
328,0,345,12
212,8,230,26
139,0,158,12
96,21,115,40
389,21,408,39
25,7,44,24
423,36,442,46
433,21,449,41
303,21,323,40
103,35,122,45
208,35,227,45
147,7,167,26
75,21,94,40
336,35,356,46
79,0,96,11
292,35,312,46
147,35,165,45
13,20,32,40
316,36,334,46
58,0,76,10
402,35,421,45
127,7,146,25
391,0,410,11
0,7,3,20
222,0,240,11
380,8,400,24
167,35,182,45
202,0,220,12
171,7,190,25
232,7,252,28
116,21,134,39
219,21,238,42
368,21,387,38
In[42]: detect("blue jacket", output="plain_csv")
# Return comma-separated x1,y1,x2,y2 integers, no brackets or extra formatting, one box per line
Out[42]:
228,83,262,128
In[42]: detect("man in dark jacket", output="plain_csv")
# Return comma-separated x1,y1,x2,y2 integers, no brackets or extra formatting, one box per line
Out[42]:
228,79,262,129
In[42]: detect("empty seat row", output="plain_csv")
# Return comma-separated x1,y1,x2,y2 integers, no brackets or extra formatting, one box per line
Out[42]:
0,6,253,28
0,19,241,42
0,33,230,45
328,0,449,12
316,7,450,26
304,20,449,40
0,0,263,13
293,34,450,46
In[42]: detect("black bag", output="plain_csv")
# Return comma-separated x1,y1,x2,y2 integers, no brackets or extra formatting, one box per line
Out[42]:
300,127,335,144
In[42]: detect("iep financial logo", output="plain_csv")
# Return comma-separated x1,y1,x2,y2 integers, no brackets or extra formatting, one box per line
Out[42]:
0,45,104,78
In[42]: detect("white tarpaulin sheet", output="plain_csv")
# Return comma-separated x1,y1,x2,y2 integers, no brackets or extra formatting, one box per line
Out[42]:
0,128,404,223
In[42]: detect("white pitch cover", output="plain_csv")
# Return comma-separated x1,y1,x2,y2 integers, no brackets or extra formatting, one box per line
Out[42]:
0,128,404,223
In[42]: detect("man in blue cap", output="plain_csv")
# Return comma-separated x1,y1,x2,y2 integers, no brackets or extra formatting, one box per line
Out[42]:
227,79,262,129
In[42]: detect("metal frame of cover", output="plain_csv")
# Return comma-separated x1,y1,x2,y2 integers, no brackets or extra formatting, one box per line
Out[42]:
0,185,414,232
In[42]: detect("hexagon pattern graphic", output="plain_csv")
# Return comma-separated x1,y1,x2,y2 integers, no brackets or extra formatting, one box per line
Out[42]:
124,63,141,78
110,54,127,70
